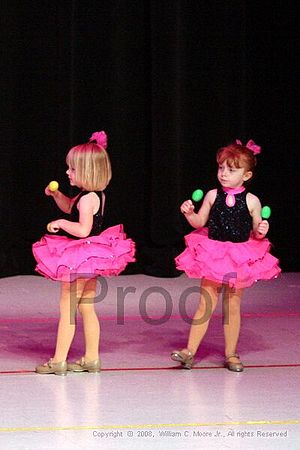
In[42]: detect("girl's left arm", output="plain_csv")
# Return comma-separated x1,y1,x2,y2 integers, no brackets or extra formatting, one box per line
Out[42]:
247,193,269,239
47,193,98,238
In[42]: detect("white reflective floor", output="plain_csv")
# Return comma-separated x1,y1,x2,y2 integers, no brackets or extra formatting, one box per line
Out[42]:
1,273,300,449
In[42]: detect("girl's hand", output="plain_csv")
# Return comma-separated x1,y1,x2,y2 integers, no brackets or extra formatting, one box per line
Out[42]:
45,186,58,197
47,220,61,233
257,220,269,236
180,200,195,215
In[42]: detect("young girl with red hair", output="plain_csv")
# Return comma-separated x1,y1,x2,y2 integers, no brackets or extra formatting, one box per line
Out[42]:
172,140,280,372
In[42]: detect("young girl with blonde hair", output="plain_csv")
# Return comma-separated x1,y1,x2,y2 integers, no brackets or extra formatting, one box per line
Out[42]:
33,131,135,375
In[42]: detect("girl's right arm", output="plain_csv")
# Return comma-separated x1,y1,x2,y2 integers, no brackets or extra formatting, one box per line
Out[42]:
180,189,216,229
45,186,76,214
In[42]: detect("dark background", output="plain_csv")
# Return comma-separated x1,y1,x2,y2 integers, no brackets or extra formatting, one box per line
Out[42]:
1,1,299,278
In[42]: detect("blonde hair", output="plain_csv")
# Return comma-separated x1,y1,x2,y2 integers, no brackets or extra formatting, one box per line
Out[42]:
66,142,112,191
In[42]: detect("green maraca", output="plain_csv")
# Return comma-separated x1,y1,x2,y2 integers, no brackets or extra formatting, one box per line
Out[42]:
261,205,271,220
192,189,204,202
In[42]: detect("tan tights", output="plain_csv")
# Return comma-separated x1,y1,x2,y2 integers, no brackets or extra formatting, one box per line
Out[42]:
185,279,243,360
52,278,100,363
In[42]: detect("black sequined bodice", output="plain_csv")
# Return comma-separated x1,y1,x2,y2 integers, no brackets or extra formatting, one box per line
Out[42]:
66,191,104,238
207,188,252,243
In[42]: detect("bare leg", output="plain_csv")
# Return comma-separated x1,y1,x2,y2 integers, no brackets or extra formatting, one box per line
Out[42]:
185,279,220,356
223,286,243,362
78,278,100,362
52,278,89,363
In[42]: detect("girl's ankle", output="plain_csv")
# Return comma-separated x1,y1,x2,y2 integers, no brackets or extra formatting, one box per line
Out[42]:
182,348,194,356
84,355,99,362
51,358,65,364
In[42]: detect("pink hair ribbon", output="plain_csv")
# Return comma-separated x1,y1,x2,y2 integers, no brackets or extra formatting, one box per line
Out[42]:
236,139,261,155
89,131,108,150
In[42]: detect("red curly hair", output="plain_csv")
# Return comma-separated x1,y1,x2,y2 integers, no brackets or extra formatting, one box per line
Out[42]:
216,143,257,172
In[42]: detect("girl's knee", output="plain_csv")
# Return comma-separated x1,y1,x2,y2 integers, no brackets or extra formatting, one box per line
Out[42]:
78,302,95,316
223,299,241,319
200,285,219,313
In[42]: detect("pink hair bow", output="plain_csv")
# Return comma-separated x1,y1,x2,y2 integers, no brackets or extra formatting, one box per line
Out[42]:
236,139,261,155
89,131,107,150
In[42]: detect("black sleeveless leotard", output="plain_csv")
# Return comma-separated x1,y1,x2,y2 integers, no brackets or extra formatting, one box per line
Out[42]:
207,188,252,243
63,191,104,239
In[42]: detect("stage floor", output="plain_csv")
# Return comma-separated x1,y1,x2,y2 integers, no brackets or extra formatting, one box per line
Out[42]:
0,273,300,449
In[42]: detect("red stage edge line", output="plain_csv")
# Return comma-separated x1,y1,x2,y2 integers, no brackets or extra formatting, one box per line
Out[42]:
1,311,300,324
1,363,300,375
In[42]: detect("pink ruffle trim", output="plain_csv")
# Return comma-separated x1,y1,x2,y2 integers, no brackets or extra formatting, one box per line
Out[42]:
32,224,135,281
175,228,281,288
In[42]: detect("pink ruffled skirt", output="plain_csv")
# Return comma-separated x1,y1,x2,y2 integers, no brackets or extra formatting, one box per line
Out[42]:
175,228,281,288
32,225,135,281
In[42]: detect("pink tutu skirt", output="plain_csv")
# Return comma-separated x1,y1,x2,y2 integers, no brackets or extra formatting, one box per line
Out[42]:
32,225,135,281
175,228,281,288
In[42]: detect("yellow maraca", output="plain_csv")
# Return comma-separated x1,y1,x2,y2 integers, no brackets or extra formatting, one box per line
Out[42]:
48,180,59,192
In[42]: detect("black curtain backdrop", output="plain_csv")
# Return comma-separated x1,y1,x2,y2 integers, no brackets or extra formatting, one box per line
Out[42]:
1,1,299,277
